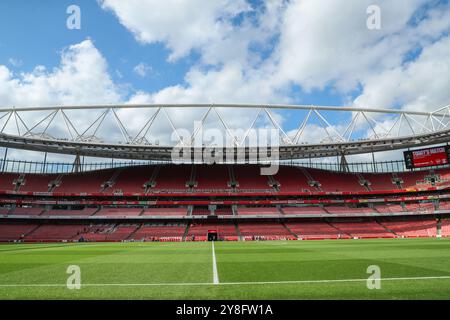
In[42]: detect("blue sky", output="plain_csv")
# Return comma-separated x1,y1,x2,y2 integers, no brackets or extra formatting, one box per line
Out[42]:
0,0,449,162
1,1,447,106
0,0,376,107
0,0,190,93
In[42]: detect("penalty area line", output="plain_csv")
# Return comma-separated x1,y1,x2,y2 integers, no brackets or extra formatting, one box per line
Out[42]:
1,276,450,288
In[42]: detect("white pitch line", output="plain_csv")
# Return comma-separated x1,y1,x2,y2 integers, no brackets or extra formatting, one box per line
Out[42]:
212,241,219,285
1,276,450,288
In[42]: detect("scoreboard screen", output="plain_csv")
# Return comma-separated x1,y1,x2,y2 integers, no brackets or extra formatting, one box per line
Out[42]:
404,146,450,169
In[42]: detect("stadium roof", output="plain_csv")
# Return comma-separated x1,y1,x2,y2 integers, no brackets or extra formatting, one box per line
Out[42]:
0,104,449,160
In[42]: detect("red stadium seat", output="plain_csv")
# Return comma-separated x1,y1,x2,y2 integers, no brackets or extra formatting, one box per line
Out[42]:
380,220,437,238
331,221,395,238
0,163,447,243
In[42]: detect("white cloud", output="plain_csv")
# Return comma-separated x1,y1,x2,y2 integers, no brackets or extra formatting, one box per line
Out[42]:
0,39,127,162
100,0,253,62
142,63,284,104
354,35,450,112
0,39,123,107
101,0,450,112
133,62,152,77
271,0,450,93
8,58,23,68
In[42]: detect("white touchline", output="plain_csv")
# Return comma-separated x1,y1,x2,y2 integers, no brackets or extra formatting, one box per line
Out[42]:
212,241,219,285
1,276,450,288
0,242,110,254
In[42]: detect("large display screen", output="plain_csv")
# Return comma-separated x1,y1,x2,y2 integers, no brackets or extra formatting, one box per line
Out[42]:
404,145,450,169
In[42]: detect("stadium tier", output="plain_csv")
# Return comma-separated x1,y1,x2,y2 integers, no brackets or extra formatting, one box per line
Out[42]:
142,208,188,216
187,223,238,241
324,206,376,215
440,201,450,210
441,220,450,237
1,164,449,195
24,224,87,241
149,164,191,190
195,165,230,189
56,169,118,193
238,222,295,240
94,208,143,217
214,208,234,216
374,204,404,213
109,166,154,193
132,224,186,241
0,224,39,242
273,167,312,191
1,219,447,242
0,173,20,191
304,168,366,192
380,220,437,237
45,208,98,216
330,221,395,238
19,174,60,192
285,222,351,240
12,207,44,216
0,164,449,242
237,207,281,215
192,208,211,216
233,165,272,190
281,206,326,215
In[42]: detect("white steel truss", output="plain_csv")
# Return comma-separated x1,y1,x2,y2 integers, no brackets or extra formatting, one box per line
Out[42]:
0,103,449,160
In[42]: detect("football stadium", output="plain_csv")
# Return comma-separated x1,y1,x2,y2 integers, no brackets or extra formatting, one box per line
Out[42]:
0,103,449,300
2,1,450,307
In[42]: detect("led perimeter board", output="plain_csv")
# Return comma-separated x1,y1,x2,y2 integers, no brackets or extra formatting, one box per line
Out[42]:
404,145,450,169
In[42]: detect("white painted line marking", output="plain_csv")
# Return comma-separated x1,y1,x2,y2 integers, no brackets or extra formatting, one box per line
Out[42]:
1,275,449,288
212,241,219,285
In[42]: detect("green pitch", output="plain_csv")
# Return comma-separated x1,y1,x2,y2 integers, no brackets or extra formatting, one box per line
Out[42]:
0,238,450,299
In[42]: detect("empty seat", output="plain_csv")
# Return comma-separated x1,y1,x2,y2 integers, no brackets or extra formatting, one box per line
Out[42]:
237,207,280,215
142,208,187,216
94,208,143,216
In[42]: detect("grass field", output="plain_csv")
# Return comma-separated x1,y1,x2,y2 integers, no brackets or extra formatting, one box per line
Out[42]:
0,238,450,299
